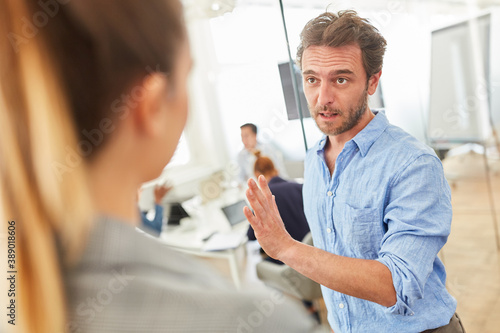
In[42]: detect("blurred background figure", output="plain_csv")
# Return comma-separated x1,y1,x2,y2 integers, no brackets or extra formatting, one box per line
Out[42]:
237,123,288,184
0,1,314,332
247,151,310,263
139,184,172,234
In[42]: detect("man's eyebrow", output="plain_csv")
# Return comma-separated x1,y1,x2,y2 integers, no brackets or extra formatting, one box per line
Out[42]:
302,69,317,76
302,69,355,76
332,69,355,76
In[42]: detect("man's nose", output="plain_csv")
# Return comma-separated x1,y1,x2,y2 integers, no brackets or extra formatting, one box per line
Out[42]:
317,82,335,107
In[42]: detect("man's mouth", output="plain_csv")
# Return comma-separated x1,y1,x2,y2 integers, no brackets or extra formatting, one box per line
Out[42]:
318,112,339,119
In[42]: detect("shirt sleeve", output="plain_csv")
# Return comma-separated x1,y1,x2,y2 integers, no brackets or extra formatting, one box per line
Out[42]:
141,204,164,233
151,204,164,232
376,154,452,316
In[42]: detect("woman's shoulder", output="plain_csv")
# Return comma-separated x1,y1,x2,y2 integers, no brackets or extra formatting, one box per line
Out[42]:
64,217,315,332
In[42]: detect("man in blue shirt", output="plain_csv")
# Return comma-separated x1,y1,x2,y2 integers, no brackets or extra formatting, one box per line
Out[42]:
243,10,464,333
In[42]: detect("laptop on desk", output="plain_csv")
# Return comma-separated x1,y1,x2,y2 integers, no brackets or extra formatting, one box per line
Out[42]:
202,199,249,251
221,199,248,230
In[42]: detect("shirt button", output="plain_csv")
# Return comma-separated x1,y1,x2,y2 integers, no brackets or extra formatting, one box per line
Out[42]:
339,303,344,309
327,228,332,233
327,191,333,196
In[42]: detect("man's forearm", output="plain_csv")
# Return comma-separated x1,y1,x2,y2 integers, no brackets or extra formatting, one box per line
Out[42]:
244,176,397,307
281,240,397,307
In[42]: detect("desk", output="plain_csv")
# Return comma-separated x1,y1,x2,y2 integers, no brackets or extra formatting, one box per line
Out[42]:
162,241,246,289
158,191,249,289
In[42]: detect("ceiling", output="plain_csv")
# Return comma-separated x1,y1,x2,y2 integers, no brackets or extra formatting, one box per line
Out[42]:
182,0,500,20
237,0,500,9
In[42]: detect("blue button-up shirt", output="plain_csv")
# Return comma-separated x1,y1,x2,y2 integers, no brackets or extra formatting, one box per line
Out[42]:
303,111,457,333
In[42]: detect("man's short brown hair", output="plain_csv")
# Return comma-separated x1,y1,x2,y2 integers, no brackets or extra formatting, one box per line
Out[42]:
296,10,387,78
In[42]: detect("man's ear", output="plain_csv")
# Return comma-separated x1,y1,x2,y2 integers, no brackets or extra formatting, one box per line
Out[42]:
131,73,169,137
367,70,382,96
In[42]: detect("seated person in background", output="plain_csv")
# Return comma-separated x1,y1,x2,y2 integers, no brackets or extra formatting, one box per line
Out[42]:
237,123,288,184
139,184,172,233
247,151,310,264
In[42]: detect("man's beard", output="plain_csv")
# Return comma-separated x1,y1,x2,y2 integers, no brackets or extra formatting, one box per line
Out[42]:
310,86,369,136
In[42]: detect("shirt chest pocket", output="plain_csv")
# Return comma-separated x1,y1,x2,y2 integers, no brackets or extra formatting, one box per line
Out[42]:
340,204,383,259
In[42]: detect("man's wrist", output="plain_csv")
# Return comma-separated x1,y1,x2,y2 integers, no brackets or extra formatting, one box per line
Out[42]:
279,238,301,265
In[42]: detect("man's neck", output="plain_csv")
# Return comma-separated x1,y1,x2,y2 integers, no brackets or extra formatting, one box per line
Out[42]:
246,144,258,152
324,108,375,175
329,109,375,148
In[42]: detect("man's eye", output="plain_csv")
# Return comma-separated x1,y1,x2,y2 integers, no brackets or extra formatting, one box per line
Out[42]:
337,78,347,84
307,77,317,84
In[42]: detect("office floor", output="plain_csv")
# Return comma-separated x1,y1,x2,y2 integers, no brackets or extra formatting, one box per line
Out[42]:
203,150,500,332
441,151,500,333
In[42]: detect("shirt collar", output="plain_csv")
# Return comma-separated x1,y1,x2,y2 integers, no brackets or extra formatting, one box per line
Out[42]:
316,110,389,157
316,136,328,152
352,110,389,157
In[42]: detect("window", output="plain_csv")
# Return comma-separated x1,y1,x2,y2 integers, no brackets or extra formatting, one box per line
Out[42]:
165,133,190,169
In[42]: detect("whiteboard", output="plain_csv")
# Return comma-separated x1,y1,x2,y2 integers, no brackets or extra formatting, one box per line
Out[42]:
427,14,492,147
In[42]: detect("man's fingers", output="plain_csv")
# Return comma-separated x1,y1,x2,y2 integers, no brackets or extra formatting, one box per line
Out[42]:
247,178,271,211
246,177,282,231
258,175,274,201
243,206,257,226
246,188,263,218
246,187,267,220
272,195,280,216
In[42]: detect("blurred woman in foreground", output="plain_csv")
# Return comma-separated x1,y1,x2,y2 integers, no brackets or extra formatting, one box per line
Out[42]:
0,1,313,332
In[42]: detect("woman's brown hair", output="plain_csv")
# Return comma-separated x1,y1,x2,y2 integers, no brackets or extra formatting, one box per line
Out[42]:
0,1,185,332
253,150,278,179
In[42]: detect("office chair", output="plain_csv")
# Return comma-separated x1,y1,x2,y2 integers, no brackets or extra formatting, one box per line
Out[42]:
255,232,322,301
